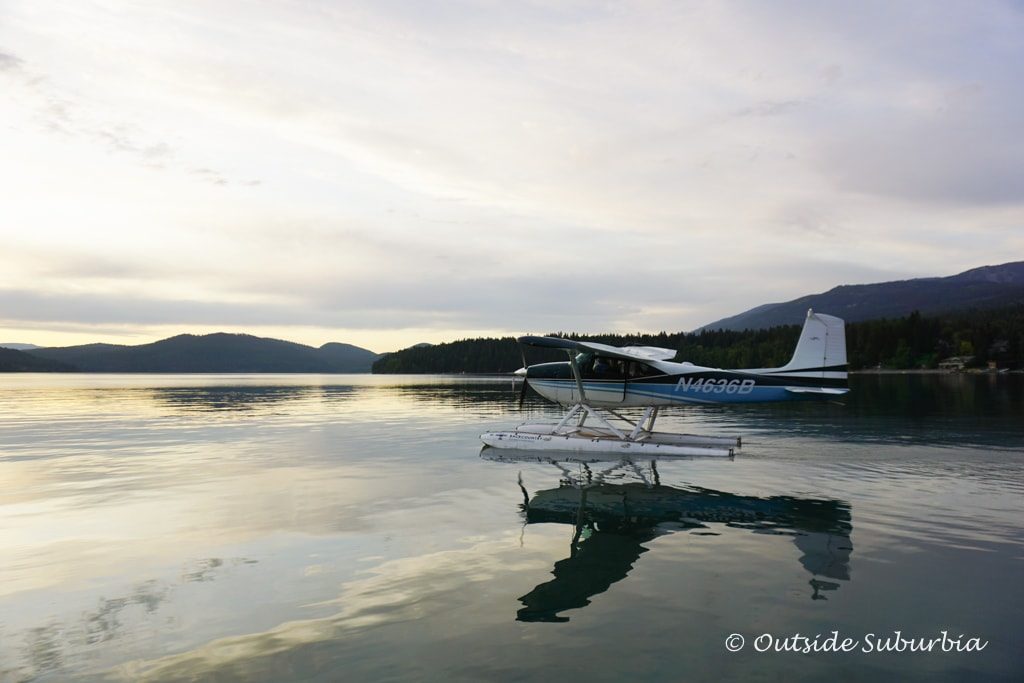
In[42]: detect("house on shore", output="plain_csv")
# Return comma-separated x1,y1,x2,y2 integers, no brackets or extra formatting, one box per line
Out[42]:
938,356,974,371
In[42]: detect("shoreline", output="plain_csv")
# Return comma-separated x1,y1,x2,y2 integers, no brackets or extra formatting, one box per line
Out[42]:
851,368,1021,375
2,369,1021,376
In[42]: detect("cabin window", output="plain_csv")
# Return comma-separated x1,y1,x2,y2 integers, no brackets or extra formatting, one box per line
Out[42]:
581,355,626,379
574,352,594,372
577,356,662,380
628,362,661,378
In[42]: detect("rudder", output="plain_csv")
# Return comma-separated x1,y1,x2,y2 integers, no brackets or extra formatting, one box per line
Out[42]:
776,309,847,378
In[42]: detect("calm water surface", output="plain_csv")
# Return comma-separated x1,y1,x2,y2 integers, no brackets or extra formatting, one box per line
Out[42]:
0,373,1022,682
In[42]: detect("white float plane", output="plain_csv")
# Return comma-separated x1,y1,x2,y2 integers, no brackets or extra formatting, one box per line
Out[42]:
480,309,847,457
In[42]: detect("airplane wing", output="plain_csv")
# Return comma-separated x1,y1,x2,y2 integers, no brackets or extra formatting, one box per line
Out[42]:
518,336,677,362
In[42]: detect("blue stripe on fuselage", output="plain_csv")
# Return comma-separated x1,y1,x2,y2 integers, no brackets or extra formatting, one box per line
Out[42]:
528,378,820,405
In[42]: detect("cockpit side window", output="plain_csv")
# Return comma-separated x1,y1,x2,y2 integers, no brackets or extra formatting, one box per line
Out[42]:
628,361,662,378
574,352,594,370
581,355,625,379
577,355,663,379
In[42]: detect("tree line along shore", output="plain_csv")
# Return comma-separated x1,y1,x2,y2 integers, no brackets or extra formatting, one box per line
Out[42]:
372,306,1024,374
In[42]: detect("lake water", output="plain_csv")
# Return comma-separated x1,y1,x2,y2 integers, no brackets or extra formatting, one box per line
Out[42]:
0,373,1022,682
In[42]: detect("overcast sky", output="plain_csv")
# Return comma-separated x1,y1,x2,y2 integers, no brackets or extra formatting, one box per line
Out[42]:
1,1,1022,352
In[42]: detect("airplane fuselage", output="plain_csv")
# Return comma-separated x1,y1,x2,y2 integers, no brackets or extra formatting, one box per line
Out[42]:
525,357,848,407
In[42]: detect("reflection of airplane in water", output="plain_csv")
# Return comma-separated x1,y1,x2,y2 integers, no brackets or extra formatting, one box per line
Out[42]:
483,451,853,622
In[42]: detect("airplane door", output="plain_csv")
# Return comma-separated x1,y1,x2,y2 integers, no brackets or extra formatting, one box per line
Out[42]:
603,358,626,402
582,356,626,403
625,362,659,403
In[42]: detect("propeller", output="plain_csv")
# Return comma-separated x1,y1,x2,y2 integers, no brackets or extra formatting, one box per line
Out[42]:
517,371,529,408
516,342,530,408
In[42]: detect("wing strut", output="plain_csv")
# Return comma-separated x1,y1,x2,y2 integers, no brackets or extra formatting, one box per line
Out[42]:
567,349,587,403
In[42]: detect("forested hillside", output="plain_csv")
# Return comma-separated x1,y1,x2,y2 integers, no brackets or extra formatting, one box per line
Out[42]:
0,348,76,372
698,261,1024,330
373,306,1024,373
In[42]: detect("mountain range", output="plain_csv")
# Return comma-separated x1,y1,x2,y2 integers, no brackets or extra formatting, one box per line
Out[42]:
4,261,1023,372
8,334,379,373
698,261,1024,331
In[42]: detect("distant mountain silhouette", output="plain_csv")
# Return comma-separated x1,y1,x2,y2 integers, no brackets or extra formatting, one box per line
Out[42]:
0,347,76,372
698,261,1024,331
316,342,381,368
0,343,40,350
25,333,379,373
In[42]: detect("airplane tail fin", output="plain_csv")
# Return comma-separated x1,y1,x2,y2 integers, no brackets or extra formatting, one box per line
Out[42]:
770,309,847,381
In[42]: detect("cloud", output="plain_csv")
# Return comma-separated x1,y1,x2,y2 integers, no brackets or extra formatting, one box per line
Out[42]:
0,48,228,180
0,281,650,332
1,1,1022,347
0,49,23,70
190,167,228,186
819,108,1024,205
735,99,804,118
0,250,913,337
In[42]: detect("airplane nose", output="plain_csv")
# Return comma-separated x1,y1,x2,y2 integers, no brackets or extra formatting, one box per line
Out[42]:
514,366,528,377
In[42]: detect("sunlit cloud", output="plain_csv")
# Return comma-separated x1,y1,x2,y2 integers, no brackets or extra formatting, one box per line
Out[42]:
1,0,1022,351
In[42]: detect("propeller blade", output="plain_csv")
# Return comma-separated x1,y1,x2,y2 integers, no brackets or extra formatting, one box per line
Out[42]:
516,340,529,408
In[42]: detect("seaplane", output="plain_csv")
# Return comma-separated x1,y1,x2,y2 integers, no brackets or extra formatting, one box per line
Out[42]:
480,309,847,457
